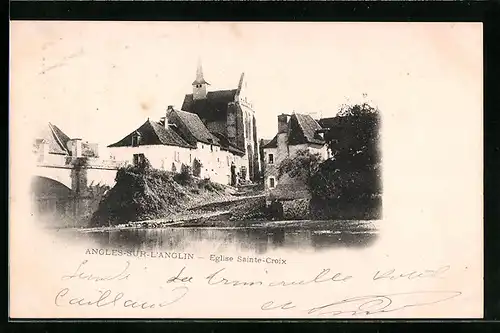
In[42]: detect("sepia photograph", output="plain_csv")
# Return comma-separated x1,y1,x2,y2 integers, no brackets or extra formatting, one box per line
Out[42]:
9,21,483,318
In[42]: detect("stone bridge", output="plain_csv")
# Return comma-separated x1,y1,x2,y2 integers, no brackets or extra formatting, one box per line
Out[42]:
31,154,128,227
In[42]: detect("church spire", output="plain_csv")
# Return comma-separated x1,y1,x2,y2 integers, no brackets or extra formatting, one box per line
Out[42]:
192,58,209,100
192,58,210,86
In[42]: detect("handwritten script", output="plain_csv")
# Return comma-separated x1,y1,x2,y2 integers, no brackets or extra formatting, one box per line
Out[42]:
54,260,460,316
261,291,462,316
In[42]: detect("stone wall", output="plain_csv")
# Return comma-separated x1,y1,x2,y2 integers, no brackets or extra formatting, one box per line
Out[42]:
31,176,110,228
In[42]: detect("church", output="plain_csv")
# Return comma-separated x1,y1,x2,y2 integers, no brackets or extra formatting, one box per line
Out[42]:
107,62,261,186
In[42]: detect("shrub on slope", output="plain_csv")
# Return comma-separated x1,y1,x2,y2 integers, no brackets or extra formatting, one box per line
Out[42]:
91,166,189,226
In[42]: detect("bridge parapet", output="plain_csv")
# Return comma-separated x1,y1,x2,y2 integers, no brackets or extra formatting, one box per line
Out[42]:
36,154,70,168
84,158,129,170
36,154,128,170
34,154,129,194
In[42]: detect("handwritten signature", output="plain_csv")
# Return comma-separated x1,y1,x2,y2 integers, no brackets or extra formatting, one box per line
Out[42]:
55,260,459,315
54,286,188,310
261,290,462,316
61,260,131,282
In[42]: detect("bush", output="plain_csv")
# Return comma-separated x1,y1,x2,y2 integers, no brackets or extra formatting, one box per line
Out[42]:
193,158,202,177
91,166,186,226
197,178,225,192
174,164,194,185
91,164,230,227
267,200,284,220
278,149,322,184
212,182,225,192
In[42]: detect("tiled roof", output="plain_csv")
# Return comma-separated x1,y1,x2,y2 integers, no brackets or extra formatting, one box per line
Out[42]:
181,89,238,117
289,114,325,145
262,114,325,148
35,123,71,155
262,135,278,149
108,119,194,148
168,109,220,146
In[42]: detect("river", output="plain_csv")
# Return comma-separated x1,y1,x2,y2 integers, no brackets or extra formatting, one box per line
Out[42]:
61,220,380,254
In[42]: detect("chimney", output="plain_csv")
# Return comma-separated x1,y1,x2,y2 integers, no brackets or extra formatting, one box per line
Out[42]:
37,139,50,163
164,106,174,128
68,138,83,157
278,114,290,134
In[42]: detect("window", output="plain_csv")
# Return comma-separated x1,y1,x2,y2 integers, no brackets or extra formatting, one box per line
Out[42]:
174,151,180,162
226,156,230,166
189,154,192,163
210,145,214,152
133,153,145,167
269,177,276,188
247,120,251,139
241,166,247,180
268,153,274,164
131,133,141,147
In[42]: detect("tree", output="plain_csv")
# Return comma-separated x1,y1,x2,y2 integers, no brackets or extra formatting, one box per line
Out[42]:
192,158,202,177
174,164,194,185
325,103,380,169
323,102,382,201
275,102,381,208
278,148,322,190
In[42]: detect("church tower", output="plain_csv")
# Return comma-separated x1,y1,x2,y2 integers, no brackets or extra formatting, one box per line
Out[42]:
192,60,210,100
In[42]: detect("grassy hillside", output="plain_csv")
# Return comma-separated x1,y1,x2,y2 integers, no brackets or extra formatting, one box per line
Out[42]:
90,165,230,227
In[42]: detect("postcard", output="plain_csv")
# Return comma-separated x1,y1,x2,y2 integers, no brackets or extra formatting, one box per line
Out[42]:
9,21,483,319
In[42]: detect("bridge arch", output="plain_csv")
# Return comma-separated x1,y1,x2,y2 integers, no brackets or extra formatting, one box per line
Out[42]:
32,167,73,190
31,176,74,222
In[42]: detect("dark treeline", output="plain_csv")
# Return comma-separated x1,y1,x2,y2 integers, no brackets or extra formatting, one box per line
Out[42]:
279,103,382,220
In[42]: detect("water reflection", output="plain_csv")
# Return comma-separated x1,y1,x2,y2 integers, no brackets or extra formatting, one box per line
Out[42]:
72,220,379,254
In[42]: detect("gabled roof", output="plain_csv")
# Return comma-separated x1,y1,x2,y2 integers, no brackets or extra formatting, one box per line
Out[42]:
260,138,271,147
108,119,194,148
35,123,71,155
289,114,325,145
168,109,220,146
181,89,238,117
262,114,325,149
261,135,277,149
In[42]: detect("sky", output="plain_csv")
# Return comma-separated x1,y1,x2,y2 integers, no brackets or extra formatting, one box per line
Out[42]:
10,22,482,152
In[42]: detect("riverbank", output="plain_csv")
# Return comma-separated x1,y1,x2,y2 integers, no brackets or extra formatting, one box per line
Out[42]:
78,216,380,233
90,165,261,227
80,194,266,232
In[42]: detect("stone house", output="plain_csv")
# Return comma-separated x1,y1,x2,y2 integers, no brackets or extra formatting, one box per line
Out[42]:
108,106,247,186
34,122,99,165
261,113,329,201
108,62,263,186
